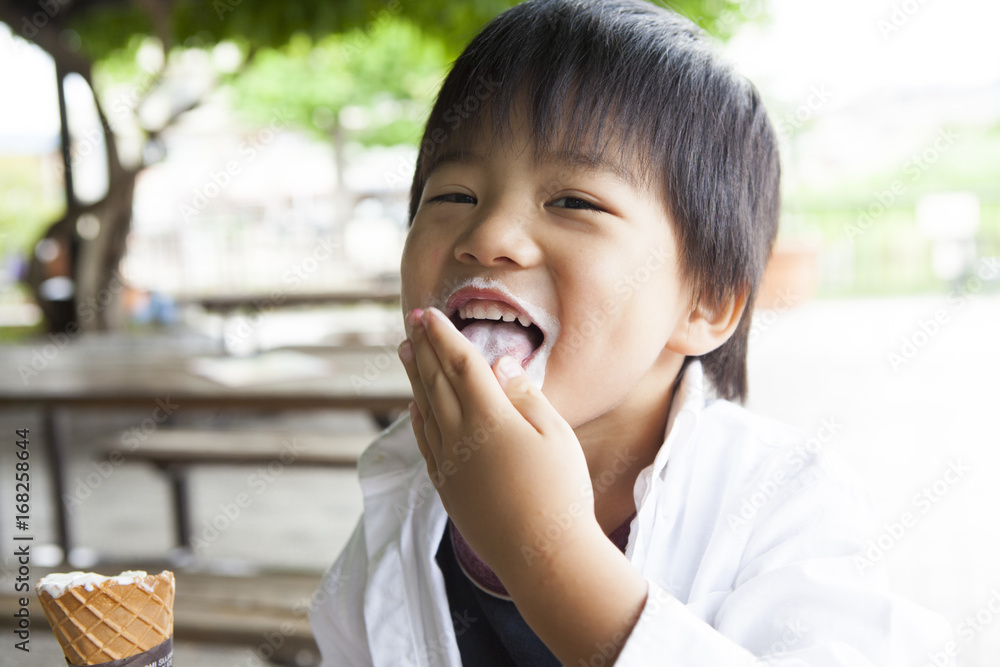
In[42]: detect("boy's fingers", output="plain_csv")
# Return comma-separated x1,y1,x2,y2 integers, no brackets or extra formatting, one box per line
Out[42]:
420,307,505,412
408,401,431,460
493,356,564,435
398,339,431,426
409,401,445,483
411,311,464,427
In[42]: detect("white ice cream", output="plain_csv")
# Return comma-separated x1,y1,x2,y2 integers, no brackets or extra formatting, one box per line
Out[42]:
431,276,560,389
37,570,161,597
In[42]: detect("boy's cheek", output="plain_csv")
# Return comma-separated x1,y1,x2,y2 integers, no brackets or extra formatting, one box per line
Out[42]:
400,231,441,277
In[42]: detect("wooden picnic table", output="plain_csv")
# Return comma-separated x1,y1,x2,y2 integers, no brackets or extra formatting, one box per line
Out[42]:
173,287,401,315
0,333,412,564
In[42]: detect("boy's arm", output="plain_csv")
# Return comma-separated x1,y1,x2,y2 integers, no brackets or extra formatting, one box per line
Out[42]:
398,306,955,666
608,468,956,667
400,307,648,664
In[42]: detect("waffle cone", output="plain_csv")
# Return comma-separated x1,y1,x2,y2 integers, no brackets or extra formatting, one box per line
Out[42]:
37,570,174,666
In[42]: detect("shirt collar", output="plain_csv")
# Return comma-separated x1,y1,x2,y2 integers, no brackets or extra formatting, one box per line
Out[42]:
649,359,708,480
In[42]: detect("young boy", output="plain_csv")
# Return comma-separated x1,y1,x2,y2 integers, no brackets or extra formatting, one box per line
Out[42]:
311,1,953,664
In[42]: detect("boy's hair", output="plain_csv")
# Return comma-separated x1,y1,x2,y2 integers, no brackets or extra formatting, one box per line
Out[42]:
407,0,781,403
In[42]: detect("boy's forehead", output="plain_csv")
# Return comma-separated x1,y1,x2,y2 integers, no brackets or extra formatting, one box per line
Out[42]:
426,143,645,191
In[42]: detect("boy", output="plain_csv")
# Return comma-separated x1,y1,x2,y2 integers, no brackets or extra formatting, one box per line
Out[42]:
311,0,953,664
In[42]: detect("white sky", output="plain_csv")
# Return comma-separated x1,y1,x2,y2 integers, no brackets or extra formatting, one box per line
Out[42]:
724,0,1000,106
0,22,60,145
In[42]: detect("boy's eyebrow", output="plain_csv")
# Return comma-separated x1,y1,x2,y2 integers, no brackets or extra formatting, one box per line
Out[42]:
425,150,480,177
536,150,642,190
426,148,641,189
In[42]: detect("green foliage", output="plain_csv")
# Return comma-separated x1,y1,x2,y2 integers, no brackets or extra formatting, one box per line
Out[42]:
786,124,1000,212
229,18,448,147
66,0,522,62
663,0,766,39
90,34,151,87
65,0,750,63
0,156,65,258
66,4,155,63
66,0,759,149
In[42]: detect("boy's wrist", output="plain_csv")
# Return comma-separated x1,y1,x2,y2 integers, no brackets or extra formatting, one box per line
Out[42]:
498,519,648,665
494,511,605,585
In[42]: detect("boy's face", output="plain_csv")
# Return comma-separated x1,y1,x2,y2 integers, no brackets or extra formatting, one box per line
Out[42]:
401,122,696,429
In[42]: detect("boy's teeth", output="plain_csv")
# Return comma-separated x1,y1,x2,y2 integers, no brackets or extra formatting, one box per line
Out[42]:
456,302,534,329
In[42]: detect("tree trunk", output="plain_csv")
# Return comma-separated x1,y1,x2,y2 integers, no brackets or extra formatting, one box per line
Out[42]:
2,2,138,334
26,62,135,333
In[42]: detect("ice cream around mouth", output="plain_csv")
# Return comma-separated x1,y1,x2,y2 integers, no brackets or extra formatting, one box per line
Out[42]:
453,299,544,368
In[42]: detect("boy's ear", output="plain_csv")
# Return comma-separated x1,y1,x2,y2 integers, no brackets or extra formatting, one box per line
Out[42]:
667,289,748,357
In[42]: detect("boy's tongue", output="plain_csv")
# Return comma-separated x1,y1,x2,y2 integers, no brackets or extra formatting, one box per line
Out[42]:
461,320,536,367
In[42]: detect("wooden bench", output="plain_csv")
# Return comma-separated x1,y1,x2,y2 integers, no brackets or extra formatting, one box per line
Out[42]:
106,430,373,554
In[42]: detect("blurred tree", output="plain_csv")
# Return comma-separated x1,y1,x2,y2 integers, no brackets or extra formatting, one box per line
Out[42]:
0,0,755,333
229,20,449,207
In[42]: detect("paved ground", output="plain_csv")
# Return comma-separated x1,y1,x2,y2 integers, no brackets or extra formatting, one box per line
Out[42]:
2,293,998,665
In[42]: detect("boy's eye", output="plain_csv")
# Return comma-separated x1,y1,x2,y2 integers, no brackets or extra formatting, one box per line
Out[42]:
548,196,604,212
429,192,477,205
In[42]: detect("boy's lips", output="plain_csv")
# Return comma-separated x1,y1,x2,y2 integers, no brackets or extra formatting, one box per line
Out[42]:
428,278,560,388
445,289,537,331
444,289,545,366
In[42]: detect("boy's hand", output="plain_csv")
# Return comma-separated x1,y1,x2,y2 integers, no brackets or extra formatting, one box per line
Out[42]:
399,306,649,664
398,306,599,579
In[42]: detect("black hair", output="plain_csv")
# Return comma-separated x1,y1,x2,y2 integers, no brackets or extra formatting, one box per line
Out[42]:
408,0,781,403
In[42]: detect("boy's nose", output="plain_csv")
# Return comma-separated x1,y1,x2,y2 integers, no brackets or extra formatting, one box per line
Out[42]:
453,205,542,269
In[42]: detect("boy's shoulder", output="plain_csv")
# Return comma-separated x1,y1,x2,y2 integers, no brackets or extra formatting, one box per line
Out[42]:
690,397,807,459
687,398,854,497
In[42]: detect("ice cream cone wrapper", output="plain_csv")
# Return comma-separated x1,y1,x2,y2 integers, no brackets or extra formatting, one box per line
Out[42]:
36,570,174,666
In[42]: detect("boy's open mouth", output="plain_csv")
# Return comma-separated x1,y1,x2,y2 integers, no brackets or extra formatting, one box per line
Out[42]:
448,298,545,367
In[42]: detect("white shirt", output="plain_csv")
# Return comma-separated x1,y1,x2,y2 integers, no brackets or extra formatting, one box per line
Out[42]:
310,360,953,666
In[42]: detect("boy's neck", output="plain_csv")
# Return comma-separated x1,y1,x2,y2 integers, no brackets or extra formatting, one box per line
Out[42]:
575,351,685,535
